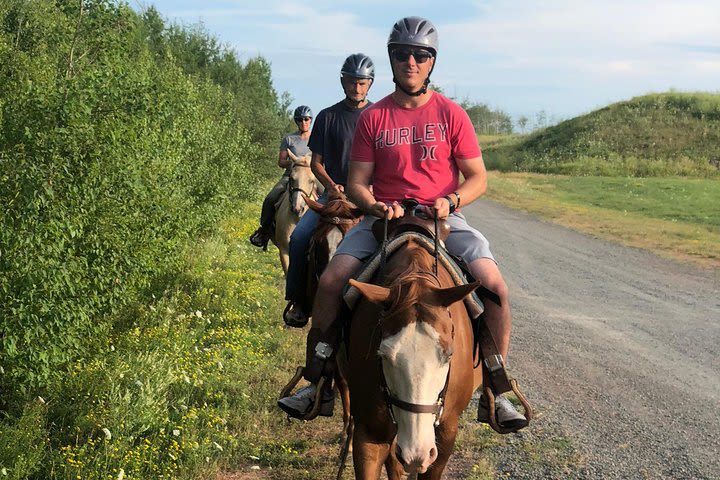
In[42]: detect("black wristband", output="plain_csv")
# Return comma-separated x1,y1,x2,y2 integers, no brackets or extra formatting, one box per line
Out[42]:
444,195,456,214
454,191,461,208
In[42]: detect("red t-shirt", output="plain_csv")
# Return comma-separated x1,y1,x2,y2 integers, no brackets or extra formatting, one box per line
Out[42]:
351,92,482,206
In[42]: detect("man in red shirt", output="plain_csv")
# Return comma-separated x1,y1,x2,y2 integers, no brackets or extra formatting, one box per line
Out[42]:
279,16,526,431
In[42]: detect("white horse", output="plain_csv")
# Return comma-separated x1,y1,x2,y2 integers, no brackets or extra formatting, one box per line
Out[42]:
272,150,318,275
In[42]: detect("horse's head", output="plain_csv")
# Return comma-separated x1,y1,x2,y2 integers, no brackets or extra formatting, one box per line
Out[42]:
287,150,316,215
348,243,479,474
303,190,363,266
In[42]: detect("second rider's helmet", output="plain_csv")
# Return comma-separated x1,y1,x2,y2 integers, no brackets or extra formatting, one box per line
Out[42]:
293,105,313,120
340,53,375,81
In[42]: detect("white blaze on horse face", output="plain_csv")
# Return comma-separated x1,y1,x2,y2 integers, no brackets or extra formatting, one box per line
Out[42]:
326,228,343,259
379,320,449,473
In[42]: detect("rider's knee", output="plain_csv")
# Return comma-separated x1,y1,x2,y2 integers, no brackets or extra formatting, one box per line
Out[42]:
318,259,356,296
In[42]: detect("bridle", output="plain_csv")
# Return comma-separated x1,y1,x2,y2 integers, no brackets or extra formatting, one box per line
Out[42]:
287,163,314,212
377,271,454,428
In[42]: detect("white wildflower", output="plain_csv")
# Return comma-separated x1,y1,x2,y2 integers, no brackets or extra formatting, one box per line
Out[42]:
173,429,181,436
117,468,125,480
195,310,203,318
213,441,223,451
102,427,112,440
37,396,45,404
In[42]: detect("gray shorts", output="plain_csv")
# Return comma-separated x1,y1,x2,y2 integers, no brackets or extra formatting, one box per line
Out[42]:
335,211,495,265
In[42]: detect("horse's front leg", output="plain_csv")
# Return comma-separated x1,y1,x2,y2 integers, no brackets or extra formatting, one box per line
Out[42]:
279,250,289,277
352,424,390,480
334,365,352,444
418,420,459,480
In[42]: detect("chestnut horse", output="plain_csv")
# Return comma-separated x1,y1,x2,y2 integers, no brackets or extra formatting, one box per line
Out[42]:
272,150,318,275
302,190,363,452
347,235,484,479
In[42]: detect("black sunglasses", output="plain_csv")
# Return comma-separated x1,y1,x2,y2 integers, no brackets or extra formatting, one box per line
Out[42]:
391,48,433,64
295,117,311,122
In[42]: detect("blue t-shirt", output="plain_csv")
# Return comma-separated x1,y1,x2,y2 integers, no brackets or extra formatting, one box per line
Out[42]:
308,100,372,186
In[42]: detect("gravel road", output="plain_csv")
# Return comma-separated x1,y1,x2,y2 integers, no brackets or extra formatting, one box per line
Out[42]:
460,199,720,479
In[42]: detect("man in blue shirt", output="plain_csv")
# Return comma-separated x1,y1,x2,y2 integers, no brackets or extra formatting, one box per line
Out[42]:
283,53,375,327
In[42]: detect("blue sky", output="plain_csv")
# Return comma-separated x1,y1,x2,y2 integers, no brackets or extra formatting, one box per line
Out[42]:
135,0,720,126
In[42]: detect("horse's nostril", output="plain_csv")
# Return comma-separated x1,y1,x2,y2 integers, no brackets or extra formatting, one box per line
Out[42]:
429,446,437,461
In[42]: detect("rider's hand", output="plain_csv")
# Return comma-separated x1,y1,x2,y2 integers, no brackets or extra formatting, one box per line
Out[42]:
331,183,344,193
368,201,404,219
421,197,451,219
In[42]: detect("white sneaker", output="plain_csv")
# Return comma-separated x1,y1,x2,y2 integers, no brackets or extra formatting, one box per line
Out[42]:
278,384,334,419
477,394,528,431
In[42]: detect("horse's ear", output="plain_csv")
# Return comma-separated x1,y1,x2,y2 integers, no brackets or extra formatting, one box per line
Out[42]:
303,193,324,213
431,281,484,307
287,149,298,162
349,279,391,304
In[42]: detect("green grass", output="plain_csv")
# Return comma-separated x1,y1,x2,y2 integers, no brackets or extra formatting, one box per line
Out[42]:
487,172,720,267
483,91,720,177
515,176,720,227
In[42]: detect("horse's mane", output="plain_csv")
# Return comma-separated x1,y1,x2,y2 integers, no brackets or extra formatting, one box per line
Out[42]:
311,194,361,243
381,240,440,321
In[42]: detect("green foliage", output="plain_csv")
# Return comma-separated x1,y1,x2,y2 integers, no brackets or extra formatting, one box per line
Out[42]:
0,0,285,410
460,99,514,134
483,92,720,177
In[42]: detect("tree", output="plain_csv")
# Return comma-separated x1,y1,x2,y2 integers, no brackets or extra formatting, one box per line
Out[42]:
517,115,529,133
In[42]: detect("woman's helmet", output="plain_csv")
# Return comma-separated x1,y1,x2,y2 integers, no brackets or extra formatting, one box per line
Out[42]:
387,16,438,96
293,105,313,120
340,53,375,81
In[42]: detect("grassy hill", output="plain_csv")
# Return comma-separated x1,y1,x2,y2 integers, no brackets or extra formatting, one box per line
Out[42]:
483,92,720,177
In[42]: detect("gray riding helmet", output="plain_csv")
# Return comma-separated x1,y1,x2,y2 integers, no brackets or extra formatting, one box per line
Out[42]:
387,16,439,56
340,53,375,80
387,16,439,96
293,105,313,120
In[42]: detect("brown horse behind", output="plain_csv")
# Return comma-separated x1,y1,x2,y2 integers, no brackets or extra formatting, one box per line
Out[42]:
302,190,363,449
346,234,485,479
303,190,363,310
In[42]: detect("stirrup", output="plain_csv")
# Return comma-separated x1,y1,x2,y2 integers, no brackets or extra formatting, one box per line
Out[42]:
482,379,533,434
278,366,328,421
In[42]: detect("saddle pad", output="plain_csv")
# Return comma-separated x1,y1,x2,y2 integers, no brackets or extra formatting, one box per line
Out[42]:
343,232,484,318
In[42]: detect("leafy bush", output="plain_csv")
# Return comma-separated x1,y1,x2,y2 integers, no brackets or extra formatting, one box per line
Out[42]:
0,0,285,408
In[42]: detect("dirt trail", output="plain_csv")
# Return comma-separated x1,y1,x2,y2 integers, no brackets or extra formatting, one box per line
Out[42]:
457,199,720,479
